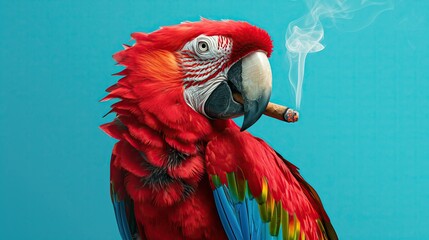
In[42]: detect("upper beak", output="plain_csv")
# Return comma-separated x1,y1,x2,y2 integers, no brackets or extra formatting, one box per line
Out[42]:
228,51,272,131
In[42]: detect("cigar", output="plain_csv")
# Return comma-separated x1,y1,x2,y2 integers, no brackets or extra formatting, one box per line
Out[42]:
232,93,299,123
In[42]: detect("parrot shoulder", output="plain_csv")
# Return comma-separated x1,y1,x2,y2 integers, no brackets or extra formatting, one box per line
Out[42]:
205,122,338,240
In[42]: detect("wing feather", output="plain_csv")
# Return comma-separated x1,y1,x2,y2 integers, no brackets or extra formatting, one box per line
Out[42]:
213,186,244,240
110,144,140,240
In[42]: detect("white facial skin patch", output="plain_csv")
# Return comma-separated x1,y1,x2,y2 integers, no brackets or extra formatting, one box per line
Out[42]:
183,76,226,117
180,35,233,116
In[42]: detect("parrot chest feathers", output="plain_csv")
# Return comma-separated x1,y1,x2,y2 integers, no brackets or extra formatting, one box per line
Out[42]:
106,117,227,239
138,148,196,199
104,117,208,206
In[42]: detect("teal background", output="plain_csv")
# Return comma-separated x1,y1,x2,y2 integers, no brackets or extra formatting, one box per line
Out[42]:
1,0,428,239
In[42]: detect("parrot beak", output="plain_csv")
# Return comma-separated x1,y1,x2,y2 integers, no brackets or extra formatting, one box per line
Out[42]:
204,51,272,131
228,51,272,131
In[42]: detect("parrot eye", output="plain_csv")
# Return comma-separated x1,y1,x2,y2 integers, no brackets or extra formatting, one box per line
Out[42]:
197,40,209,53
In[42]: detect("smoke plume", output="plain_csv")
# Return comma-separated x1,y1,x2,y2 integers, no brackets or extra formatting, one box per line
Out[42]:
286,0,394,109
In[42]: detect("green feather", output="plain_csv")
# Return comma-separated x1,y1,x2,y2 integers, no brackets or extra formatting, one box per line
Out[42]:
211,174,222,188
282,209,289,240
269,201,282,236
226,172,239,202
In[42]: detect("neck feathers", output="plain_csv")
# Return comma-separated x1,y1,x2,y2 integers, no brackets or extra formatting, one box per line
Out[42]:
101,45,219,206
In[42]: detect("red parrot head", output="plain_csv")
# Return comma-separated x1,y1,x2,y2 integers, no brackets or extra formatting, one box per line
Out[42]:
108,19,273,131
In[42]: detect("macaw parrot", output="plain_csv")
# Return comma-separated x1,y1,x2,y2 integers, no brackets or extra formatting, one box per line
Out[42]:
101,19,338,240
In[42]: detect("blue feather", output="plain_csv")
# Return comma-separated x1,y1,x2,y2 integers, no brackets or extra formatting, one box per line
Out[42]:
118,201,133,240
213,186,243,240
213,184,282,240
236,202,250,240
112,199,127,240
112,192,134,240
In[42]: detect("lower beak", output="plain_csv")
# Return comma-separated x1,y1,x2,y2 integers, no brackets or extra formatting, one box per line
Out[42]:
229,51,272,131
